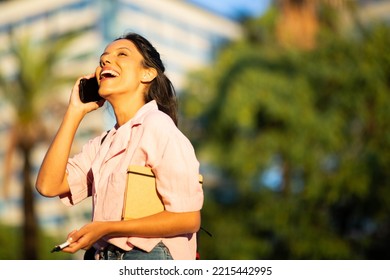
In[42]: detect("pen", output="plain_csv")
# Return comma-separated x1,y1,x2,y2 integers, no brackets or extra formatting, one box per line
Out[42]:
51,240,71,253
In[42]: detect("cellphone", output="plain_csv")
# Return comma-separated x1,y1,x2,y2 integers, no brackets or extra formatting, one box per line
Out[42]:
79,77,102,103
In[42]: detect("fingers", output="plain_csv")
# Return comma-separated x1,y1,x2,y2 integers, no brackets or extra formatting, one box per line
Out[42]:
62,231,84,253
68,74,103,113
61,228,83,252
61,225,96,253
67,229,77,240
85,73,96,79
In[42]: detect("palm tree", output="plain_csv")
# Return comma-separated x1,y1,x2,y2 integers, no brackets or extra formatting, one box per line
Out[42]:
0,30,82,259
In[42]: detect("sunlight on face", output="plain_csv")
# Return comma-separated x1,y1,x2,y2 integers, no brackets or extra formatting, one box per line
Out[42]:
95,39,146,99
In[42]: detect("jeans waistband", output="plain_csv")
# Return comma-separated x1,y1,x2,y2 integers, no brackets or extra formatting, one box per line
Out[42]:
95,242,172,260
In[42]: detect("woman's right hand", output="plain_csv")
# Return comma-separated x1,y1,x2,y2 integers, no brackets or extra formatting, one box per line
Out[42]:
68,74,105,116
62,221,109,254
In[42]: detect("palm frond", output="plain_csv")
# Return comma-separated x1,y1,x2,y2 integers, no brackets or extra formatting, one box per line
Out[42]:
1,30,84,123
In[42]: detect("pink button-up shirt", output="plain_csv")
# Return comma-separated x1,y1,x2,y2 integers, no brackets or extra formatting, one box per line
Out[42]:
61,100,204,259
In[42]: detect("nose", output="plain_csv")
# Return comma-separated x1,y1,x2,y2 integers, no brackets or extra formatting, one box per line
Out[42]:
100,55,111,66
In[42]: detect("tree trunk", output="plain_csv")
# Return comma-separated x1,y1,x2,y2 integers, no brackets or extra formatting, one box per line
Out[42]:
21,144,38,260
276,0,319,50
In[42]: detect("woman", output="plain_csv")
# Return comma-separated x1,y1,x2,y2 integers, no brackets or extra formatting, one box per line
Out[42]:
36,33,204,260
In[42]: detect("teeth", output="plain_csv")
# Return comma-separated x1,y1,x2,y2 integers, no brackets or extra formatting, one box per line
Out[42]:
101,69,119,78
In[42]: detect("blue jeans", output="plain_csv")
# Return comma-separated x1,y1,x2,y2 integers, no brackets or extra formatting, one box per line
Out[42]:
99,242,173,260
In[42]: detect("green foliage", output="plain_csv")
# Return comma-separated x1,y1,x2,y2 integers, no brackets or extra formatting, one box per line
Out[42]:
182,15,390,259
0,30,82,124
0,223,72,260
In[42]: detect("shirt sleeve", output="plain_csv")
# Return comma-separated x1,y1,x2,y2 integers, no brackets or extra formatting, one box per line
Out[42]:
140,112,204,212
60,133,103,206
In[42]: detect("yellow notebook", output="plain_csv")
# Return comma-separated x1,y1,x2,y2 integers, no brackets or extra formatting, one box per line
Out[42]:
122,165,203,220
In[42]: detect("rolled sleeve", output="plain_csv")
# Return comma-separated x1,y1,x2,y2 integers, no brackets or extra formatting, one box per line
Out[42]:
60,134,103,206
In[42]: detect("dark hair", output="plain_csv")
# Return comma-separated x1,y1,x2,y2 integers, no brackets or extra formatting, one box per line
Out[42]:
115,32,178,126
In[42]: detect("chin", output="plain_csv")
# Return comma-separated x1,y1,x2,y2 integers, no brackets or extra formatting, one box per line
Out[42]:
98,87,114,97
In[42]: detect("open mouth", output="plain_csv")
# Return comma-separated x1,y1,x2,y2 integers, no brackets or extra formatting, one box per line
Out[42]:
100,69,119,79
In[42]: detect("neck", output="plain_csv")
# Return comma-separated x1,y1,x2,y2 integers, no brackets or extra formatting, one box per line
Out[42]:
109,94,145,127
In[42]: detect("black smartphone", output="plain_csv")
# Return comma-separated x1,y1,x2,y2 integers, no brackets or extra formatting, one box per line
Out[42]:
79,77,102,103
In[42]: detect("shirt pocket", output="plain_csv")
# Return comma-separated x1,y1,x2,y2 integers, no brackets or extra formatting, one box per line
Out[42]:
102,171,126,220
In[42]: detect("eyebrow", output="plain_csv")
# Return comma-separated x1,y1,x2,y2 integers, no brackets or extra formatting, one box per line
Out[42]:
100,47,132,58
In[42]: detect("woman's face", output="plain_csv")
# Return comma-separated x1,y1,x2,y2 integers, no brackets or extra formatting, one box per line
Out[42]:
95,39,146,99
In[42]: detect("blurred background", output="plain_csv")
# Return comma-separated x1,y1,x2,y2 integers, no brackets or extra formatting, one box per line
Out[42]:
0,0,389,260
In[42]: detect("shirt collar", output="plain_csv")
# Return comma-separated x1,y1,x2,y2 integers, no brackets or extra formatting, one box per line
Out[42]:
101,100,158,163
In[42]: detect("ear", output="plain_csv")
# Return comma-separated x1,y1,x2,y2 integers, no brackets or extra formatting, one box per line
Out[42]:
141,68,157,83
